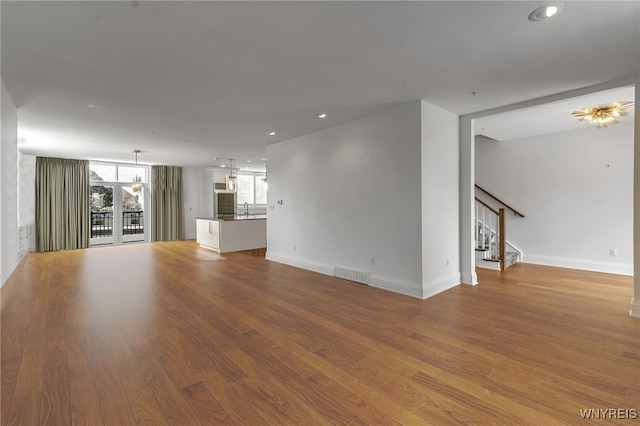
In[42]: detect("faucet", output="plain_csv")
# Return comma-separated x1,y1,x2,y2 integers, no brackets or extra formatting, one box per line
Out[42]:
243,202,249,216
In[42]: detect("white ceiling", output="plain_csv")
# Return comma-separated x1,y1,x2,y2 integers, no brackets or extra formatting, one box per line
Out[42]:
2,1,639,170
475,85,636,141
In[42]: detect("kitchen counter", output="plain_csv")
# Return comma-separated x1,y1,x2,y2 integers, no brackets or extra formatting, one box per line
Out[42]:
196,216,266,253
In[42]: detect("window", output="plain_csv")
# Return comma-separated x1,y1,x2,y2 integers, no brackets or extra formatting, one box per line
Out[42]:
90,162,147,183
117,166,146,183
236,172,267,206
237,174,254,205
90,164,116,182
255,176,267,204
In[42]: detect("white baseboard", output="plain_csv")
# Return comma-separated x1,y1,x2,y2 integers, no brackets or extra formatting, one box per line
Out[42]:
369,274,423,299
460,271,478,285
266,252,457,299
476,260,500,271
422,273,461,299
525,254,633,276
265,252,334,276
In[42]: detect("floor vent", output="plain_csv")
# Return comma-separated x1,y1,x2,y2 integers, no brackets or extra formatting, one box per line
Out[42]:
334,266,370,285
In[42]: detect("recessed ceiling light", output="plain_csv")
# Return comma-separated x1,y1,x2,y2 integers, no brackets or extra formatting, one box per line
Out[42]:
528,3,563,21
247,160,252,163
318,113,327,119
267,131,276,136
260,158,267,161
221,164,226,168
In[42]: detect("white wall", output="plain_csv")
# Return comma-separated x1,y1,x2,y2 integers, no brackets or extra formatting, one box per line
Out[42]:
421,101,460,296
266,101,460,298
181,166,201,239
1,81,19,287
182,166,219,239
18,153,36,255
267,102,423,296
476,123,634,275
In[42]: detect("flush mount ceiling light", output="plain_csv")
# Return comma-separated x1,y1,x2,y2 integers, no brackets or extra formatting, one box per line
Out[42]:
318,113,327,119
267,131,276,136
131,150,143,193
572,101,634,128
528,3,563,21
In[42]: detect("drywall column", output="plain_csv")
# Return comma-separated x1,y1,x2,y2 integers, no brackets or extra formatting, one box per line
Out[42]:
459,115,477,285
1,81,19,287
631,77,640,318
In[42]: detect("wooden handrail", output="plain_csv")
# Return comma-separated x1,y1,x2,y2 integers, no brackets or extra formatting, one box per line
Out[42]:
475,197,499,215
475,184,525,218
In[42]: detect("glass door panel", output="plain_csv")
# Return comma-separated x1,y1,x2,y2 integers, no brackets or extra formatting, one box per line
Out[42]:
90,185,115,246
122,186,145,243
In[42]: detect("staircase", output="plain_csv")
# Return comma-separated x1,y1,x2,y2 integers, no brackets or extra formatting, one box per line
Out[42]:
475,185,524,271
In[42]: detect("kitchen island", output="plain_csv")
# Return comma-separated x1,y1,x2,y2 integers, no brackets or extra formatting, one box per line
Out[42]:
196,215,266,253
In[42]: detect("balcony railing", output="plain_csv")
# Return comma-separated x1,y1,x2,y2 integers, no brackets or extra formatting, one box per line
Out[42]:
91,211,144,238
123,211,144,235
91,211,113,238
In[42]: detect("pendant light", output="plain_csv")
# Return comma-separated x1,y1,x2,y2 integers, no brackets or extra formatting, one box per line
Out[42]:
131,150,143,192
262,162,268,190
227,158,236,192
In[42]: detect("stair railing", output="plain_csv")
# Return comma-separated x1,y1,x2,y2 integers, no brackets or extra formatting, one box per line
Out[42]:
475,198,506,271
475,184,525,217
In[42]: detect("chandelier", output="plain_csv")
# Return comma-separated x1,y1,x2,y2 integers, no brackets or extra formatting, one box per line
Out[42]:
131,150,143,192
571,101,634,129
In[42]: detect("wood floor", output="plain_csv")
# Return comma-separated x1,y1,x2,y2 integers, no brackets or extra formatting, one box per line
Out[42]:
2,240,639,425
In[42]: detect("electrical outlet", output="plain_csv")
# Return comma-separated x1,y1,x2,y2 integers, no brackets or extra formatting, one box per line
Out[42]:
446,258,450,267
293,244,296,251
610,248,618,257
370,257,375,266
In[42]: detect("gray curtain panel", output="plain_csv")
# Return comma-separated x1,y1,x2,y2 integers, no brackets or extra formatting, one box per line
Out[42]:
35,157,90,252
151,165,183,241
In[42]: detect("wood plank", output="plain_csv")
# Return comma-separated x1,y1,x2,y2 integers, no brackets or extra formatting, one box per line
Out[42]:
181,381,234,425
2,241,638,425
39,327,71,425
137,356,203,426
92,357,138,426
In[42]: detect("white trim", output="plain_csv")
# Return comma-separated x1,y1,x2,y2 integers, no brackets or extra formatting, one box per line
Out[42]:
422,273,461,300
265,252,334,276
460,271,478,285
369,274,423,299
524,254,633,276
266,252,429,299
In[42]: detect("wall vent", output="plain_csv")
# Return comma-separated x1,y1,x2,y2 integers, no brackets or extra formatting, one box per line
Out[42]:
334,266,370,285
